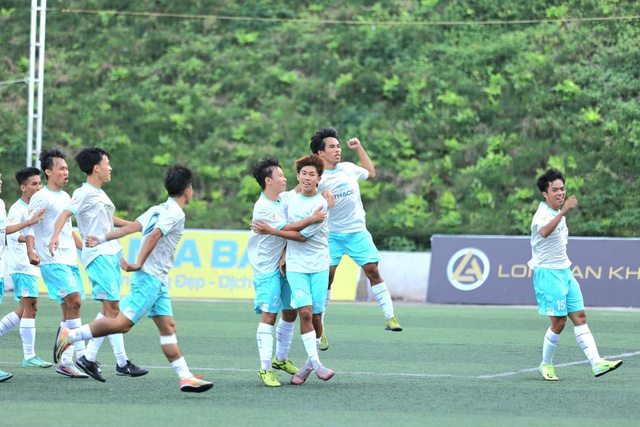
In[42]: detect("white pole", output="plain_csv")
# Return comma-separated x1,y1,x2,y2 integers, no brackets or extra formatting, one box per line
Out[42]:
26,0,38,166
35,0,47,169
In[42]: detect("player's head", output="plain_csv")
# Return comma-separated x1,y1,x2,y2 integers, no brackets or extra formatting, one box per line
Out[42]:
75,147,111,177
165,165,193,203
295,154,325,176
15,167,42,198
39,146,69,187
310,127,339,154
536,168,565,193
252,157,284,190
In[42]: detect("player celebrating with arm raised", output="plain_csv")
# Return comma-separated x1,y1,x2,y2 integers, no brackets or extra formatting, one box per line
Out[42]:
530,168,622,381
310,127,401,351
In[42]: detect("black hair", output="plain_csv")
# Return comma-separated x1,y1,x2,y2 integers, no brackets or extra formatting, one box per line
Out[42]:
39,146,66,176
75,147,110,175
310,127,339,154
251,157,281,190
15,167,41,186
164,165,193,197
536,168,565,193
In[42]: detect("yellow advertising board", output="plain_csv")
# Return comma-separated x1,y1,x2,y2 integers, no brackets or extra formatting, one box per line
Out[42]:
37,229,360,301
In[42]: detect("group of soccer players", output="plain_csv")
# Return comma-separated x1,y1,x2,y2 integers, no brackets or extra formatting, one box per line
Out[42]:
247,126,403,387
0,146,213,392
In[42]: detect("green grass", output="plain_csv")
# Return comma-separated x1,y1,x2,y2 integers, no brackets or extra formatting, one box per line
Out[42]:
0,299,639,426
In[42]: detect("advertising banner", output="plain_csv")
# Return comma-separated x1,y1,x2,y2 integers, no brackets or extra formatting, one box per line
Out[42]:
37,229,360,301
427,234,640,307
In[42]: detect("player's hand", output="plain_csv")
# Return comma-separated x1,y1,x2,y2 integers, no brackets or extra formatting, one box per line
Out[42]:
279,258,286,276
320,190,335,209
48,236,59,256
29,208,46,225
85,235,99,248
119,257,141,272
28,251,40,266
346,137,362,150
251,220,273,235
562,195,578,212
310,206,327,223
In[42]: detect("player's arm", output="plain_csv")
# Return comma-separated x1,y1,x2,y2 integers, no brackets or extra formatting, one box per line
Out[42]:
49,210,74,256
251,221,308,242
73,231,83,250
283,206,326,231
119,227,162,272
539,195,578,238
113,216,132,227
85,220,142,247
25,235,40,265
347,137,376,178
6,208,45,235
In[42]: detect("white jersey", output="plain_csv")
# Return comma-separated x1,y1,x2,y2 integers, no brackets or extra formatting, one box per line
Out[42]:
317,162,369,233
66,183,121,267
6,199,40,277
136,198,185,286
26,186,77,266
247,192,288,275
0,199,5,278
528,201,571,270
285,192,330,273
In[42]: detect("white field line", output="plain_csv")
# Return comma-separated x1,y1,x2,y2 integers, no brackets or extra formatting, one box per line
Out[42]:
3,351,637,379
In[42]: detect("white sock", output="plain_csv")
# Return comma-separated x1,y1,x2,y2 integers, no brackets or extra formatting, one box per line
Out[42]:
85,313,106,362
371,282,395,319
274,318,295,362
109,334,128,368
575,324,602,366
321,290,331,326
542,328,560,365
69,324,94,342
20,318,36,360
170,356,193,379
301,331,321,370
66,318,87,358
257,323,274,371
0,311,20,336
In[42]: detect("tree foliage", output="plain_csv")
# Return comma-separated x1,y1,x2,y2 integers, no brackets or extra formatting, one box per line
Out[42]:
2,0,639,250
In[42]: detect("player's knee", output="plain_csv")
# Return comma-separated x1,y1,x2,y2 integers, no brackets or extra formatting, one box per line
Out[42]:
298,307,313,322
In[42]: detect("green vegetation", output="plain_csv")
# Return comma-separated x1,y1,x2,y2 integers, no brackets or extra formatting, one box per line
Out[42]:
1,300,639,426
2,1,639,249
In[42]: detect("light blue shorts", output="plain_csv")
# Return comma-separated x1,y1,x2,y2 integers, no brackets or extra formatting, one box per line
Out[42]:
119,270,173,324
10,273,39,302
329,230,381,267
533,267,585,317
40,264,86,304
86,254,122,301
286,269,329,314
0,278,4,304
253,269,294,314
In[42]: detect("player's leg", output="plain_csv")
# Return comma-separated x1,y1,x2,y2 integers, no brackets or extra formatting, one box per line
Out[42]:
13,273,51,367
271,275,298,375
253,269,281,386
534,267,564,381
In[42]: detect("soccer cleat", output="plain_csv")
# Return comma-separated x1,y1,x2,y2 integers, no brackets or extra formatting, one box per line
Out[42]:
259,369,281,387
271,356,299,375
319,327,329,351
23,355,53,368
56,363,89,379
592,359,623,377
291,366,313,385
116,360,149,377
0,370,13,382
76,355,106,382
385,317,403,331
315,365,335,381
538,363,559,381
179,375,213,393
53,327,71,364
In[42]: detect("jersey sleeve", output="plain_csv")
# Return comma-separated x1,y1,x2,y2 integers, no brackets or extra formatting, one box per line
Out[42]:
343,162,370,181
65,189,86,215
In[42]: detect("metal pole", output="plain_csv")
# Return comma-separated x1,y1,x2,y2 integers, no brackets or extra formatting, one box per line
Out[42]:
35,0,47,169
26,0,38,166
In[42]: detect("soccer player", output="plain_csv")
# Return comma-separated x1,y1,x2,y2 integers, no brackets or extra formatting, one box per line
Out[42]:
0,168,52,371
247,157,326,387
24,147,89,379
55,166,213,393
283,154,334,385
48,147,148,380
310,127,402,351
529,168,622,381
